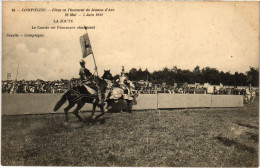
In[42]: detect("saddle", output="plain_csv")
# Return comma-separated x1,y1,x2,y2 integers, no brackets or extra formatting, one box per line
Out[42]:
74,80,98,95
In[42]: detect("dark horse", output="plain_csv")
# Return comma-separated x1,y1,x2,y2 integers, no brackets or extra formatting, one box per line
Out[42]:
53,75,108,122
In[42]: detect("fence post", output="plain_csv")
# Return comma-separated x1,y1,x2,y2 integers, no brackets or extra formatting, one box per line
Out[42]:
156,92,159,113
211,94,213,108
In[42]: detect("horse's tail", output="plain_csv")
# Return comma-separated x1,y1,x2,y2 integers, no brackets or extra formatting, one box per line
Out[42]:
53,91,68,112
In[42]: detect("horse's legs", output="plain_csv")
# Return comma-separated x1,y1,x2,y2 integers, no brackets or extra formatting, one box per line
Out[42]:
64,102,76,122
104,100,112,113
91,100,98,119
72,103,85,122
251,96,255,104
91,98,107,119
127,100,132,113
94,105,106,119
247,95,251,104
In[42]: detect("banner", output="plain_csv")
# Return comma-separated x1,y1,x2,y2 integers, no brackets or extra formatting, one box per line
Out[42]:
80,33,93,58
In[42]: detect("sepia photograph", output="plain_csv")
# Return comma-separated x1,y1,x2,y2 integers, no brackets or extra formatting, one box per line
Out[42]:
1,1,259,167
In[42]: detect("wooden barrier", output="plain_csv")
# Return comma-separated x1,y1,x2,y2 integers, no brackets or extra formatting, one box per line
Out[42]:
2,94,157,115
132,94,157,110
211,95,244,107
2,93,243,115
158,94,212,108
2,94,75,115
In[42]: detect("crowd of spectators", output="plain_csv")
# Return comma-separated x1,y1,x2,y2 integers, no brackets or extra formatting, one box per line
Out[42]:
2,79,70,94
2,79,258,96
134,82,258,96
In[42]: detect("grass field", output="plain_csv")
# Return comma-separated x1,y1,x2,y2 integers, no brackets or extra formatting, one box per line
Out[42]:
1,98,259,166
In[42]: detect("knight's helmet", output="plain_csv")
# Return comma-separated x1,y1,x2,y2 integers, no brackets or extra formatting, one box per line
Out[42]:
121,66,125,76
80,59,85,66
119,66,127,85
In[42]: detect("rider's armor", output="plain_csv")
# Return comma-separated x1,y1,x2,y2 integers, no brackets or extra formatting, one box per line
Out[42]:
118,67,132,96
79,66,92,82
119,75,127,87
79,60,104,105
118,66,128,87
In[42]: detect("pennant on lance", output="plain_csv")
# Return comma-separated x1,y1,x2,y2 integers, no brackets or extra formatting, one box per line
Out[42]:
80,33,93,58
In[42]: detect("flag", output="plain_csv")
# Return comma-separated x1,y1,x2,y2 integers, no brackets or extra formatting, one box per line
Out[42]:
7,73,11,80
80,33,93,58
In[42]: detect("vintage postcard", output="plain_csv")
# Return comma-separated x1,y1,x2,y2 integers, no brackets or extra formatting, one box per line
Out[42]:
2,1,259,167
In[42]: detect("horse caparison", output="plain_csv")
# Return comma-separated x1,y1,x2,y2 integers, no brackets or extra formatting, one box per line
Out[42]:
53,75,107,122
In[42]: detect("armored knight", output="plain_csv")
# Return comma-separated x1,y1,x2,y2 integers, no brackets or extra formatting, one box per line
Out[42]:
79,60,104,105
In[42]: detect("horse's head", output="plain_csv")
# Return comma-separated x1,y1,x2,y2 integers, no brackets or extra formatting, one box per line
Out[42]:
102,70,113,80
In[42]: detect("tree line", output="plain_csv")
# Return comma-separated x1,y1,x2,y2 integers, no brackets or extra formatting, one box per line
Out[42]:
118,66,259,87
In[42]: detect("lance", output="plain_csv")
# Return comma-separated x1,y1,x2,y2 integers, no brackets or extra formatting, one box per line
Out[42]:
84,26,99,77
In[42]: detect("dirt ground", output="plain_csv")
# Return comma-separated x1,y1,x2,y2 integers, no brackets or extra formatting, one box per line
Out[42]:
1,97,258,166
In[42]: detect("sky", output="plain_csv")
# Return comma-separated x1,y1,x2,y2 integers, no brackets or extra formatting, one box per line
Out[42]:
2,1,259,81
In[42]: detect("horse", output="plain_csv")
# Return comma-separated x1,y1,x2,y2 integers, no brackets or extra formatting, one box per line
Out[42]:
53,75,108,122
102,70,138,113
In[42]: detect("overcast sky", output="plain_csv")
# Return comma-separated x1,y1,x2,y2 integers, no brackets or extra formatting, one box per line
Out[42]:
2,1,259,81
